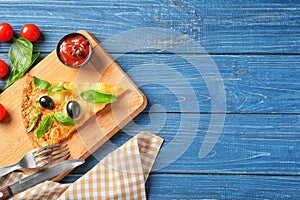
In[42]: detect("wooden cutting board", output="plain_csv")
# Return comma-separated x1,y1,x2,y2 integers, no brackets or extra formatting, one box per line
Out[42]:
0,30,147,167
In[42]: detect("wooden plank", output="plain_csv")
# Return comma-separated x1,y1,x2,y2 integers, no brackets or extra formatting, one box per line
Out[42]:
146,174,300,199
2,54,299,113
61,173,300,199
110,54,300,113
3,53,299,113
0,1,299,54
0,30,146,169
63,113,300,175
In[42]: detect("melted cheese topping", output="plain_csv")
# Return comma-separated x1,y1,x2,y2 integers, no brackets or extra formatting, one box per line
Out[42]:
22,76,127,147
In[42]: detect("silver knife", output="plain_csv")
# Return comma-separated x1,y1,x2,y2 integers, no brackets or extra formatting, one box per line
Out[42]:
0,159,84,200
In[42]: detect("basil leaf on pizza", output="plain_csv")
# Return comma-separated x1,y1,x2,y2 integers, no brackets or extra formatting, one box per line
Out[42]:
21,75,127,147
54,112,77,126
36,114,54,139
80,90,117,103
27,102,40,132
33,76,51,90
50,86,70,93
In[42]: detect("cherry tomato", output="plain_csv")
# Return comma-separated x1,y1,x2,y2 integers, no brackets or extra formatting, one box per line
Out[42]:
0,23,14,42
0,103,6,121
20,24,40,42
0,60,9,78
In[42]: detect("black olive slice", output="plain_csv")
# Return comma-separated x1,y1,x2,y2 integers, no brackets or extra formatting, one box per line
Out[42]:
66,101,81,119
39,96,54,109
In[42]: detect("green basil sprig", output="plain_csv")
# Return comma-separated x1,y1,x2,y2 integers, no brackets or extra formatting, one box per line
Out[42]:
50,86,69,93
54,112,77,126
35,112,77,139
33,76,51,90
4,38,40,89
33,76,71,94
80,90,117,103
27,102,41,132
36,113,55,139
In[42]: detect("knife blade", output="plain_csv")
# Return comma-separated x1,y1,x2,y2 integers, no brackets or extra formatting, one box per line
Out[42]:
0,159,84,200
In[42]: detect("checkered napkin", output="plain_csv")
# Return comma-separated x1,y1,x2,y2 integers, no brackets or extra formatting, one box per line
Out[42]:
0,132,163,200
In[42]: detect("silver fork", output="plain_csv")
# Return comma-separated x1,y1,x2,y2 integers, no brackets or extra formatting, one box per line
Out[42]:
0,142,70,177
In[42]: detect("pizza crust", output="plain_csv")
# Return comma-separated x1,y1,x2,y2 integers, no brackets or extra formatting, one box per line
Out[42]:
21,74,127,147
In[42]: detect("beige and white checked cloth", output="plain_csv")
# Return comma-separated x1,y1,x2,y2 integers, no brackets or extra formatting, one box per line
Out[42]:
0,131,163,200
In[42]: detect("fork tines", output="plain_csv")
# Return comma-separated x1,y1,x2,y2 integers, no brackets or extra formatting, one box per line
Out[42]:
33,142,70,167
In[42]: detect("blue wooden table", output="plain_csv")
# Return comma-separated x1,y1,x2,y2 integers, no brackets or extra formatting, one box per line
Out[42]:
1,0,300,199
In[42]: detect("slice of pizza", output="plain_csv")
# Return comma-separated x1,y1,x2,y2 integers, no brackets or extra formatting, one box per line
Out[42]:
21,75,127,147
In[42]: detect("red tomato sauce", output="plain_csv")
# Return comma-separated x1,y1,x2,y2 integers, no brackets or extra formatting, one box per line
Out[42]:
58,34,91,67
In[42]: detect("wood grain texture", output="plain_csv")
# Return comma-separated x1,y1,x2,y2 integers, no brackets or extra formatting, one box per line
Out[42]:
0,31,146,169
112,54,300,113
0,0,299,54
0,0,299,199
62,173,300,199
145,174,300,200
2,54,299,114
63,113,300,175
